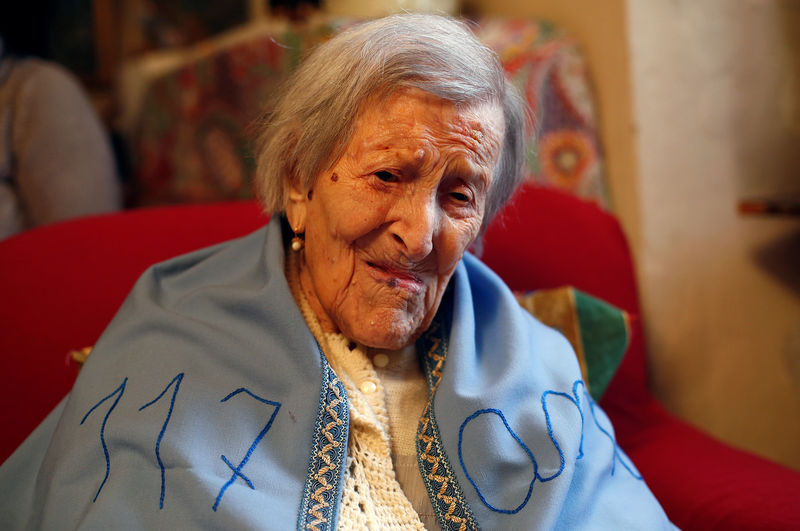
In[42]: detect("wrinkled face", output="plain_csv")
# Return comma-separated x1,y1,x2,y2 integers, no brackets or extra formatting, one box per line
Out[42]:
287,88,504,349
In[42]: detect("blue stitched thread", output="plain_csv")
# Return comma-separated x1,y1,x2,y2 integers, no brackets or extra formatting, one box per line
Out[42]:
540,391,570,481
584,391,642,479
221,455,255,488
539,380,588,474
212,388,281,512
572,380,586,459
459,379,641,514
457,408,537,514
80,377,128,502
139,372,184,509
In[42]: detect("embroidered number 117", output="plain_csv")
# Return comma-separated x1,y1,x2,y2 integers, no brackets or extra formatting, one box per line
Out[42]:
81,375,282,512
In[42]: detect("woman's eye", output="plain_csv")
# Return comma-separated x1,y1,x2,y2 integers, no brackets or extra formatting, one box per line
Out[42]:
375,171,397,183
449,191,471,203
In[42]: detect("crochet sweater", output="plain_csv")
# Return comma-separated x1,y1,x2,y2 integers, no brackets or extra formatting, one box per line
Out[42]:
287,248,437,529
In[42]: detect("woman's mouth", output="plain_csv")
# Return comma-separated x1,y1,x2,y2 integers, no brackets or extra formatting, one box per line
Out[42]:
366,261,424,291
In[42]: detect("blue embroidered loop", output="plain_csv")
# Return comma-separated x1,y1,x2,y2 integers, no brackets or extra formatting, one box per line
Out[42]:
213,388,281,512
539,392,569,481
459,379,642,516
139,372,185,509
571,380,587,460
81,377,128,503
539,381,587,479
457,409,537,514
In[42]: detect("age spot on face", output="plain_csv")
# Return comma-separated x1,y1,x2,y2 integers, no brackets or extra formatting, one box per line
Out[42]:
331,173,339,182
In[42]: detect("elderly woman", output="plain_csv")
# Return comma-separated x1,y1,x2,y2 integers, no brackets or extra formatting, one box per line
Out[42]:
0,14,675,530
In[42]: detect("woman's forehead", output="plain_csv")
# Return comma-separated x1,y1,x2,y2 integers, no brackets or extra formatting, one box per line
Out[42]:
350,88,504,164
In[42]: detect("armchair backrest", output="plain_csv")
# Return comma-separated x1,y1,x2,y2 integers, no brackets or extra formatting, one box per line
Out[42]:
0,184,644,463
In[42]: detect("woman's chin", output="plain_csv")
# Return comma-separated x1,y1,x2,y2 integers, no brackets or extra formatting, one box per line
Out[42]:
351,327,415,351
341,311,425,350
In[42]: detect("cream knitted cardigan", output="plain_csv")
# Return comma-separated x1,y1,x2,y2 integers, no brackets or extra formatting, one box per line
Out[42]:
286,251,437,529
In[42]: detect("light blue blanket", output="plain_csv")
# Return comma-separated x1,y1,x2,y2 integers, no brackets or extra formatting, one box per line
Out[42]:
0,217,676,530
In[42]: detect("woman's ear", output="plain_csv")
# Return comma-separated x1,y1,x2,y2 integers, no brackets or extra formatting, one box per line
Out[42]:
286,180,309,234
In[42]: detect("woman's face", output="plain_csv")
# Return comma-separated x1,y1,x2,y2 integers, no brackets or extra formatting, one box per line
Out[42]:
288,88,504,349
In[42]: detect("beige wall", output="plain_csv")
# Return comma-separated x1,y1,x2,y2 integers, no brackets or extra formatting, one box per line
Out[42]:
627,0,800,469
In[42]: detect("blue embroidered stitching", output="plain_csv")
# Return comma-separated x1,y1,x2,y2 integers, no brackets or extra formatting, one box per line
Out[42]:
540,379,587,478
221,455,255,488
213,388,281,512
298,347,349,531
139,372,184,509
458,379,641,514
417,321,479,531
80,377,128,502
457,409,537,514
585,392,642,479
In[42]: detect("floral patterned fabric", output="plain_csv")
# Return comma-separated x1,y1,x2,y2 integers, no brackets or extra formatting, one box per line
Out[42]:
476,19,609,206
130,15,609,209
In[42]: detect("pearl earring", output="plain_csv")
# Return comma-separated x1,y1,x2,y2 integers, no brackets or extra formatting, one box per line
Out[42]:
291,227,304,252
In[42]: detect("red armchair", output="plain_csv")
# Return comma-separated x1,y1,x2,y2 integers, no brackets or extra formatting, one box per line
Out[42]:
2,185,799,529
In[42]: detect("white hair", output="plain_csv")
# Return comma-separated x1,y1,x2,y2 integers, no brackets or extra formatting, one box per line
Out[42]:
255,13,528,231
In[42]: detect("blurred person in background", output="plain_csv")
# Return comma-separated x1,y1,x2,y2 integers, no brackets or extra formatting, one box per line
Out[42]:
0,9,120,239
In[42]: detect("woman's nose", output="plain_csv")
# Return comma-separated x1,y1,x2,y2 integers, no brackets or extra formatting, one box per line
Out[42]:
390,195,436,261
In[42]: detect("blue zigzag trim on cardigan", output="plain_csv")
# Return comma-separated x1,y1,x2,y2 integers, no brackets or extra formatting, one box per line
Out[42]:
416,319,479,531
297,345,349,531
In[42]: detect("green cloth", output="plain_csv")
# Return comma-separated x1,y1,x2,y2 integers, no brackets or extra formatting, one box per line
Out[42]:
516,287,629,401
